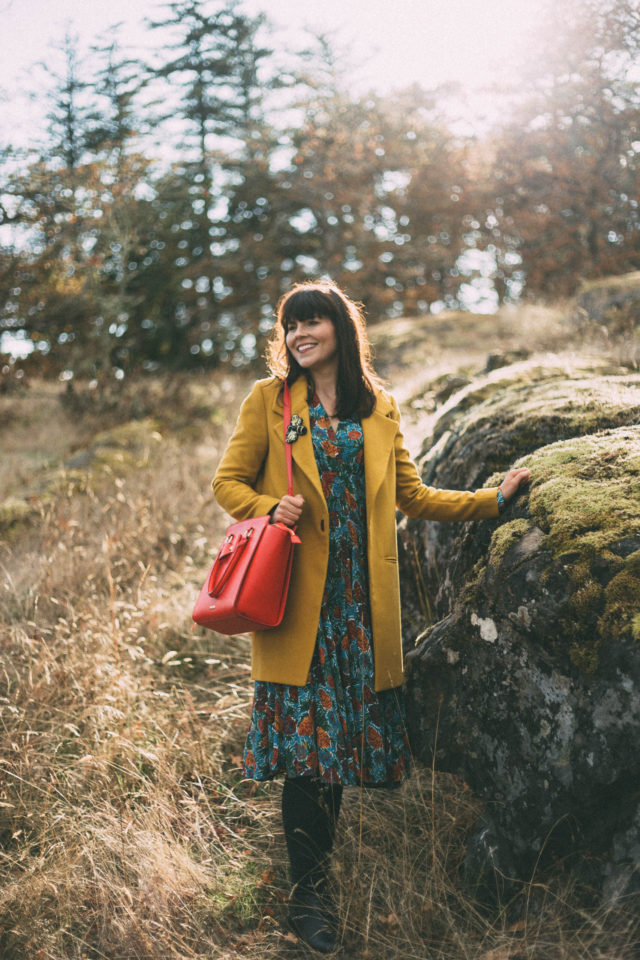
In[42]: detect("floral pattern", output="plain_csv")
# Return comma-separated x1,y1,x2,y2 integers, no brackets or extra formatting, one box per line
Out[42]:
243,393,411,786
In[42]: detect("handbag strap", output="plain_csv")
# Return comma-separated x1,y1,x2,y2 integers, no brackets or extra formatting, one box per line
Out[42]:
208,527,253,596
283,381,293,497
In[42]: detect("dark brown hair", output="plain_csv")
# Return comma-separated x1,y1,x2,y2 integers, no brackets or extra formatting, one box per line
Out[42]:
265,280,382,418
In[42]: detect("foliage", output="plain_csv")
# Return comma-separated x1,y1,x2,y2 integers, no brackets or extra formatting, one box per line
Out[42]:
1,0,639,376
481,0,640,298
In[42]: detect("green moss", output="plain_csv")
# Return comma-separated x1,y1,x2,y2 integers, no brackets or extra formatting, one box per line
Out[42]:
571,579,604,618
0,497,39,541
597,569,640,644
567,575,605,673
569,641,601,675
0,496,33,526
56,419,164,487
206,859,265,926
488,518,532,567
461,427,640,673
431,368,640,472
524,431,640,562
460,557,488,604
512,427,640,672
90,419,163,460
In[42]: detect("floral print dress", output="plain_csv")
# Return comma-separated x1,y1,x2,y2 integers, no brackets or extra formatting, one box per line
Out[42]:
243,394,411,787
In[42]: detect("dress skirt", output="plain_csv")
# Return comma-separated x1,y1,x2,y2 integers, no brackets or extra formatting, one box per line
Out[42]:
243,394,411,787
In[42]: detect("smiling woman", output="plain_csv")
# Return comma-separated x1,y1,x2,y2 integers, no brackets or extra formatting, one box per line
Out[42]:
211,277,530,952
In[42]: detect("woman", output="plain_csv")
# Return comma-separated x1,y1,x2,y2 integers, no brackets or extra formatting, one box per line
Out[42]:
213,280,530,953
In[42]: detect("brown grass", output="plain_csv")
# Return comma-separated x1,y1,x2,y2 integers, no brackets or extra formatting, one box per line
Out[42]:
1,322,639,958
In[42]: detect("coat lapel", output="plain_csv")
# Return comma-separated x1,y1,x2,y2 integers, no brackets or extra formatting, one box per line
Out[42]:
270,377,323,499
271,378,398,508
362,393,398,513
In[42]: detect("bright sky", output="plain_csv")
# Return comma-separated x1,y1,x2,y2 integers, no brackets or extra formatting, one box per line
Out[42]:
0,0,545,138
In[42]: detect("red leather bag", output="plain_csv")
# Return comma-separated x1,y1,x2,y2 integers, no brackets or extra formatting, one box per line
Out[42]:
192,382,301,635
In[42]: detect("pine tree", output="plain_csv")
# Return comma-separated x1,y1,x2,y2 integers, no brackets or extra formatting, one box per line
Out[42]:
0,33,158,375
146,0,275,365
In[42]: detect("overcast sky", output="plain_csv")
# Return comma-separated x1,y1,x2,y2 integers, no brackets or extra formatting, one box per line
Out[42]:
0,0,544,139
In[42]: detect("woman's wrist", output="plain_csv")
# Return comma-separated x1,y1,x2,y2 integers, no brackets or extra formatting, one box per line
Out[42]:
497,488,506,513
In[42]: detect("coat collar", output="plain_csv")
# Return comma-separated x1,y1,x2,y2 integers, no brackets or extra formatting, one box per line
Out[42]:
269,376,397,507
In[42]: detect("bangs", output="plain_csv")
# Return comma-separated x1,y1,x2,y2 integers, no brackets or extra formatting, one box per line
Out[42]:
280,288,338,326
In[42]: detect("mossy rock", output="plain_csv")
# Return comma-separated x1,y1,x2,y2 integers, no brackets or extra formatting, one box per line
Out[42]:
485,427,640,673
370,310,509,374
398,364,640,639
0,496,40,539
405,420,640,898
574,271,640,337
62,419,163,477
520,429,640,565
422,360,638,484
2,420,166,525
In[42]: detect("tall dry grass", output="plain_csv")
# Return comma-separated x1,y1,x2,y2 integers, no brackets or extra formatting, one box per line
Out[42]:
1,359,638,958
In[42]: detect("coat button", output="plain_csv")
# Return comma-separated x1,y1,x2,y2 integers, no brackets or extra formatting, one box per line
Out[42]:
320,519,325,531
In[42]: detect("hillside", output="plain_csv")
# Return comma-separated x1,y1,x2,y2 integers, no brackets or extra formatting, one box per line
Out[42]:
1,293,638,959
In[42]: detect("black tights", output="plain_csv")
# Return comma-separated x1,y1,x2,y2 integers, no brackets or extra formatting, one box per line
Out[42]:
282,776,343,888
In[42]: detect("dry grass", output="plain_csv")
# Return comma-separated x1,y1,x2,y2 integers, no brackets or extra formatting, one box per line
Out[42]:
1,342,639,958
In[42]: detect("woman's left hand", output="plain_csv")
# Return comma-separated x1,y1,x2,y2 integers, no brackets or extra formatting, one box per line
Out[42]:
499,467,531,502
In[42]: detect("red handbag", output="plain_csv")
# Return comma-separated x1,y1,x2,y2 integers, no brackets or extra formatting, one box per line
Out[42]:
192,382,301,635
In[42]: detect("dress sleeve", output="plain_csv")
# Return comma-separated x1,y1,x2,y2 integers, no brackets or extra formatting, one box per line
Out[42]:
391,395,499,522
212,382,281,521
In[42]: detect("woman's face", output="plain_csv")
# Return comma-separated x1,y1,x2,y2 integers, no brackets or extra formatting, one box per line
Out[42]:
285,315,338,377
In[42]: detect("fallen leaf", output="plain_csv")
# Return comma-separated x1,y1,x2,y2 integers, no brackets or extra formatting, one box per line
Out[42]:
378,911,400,928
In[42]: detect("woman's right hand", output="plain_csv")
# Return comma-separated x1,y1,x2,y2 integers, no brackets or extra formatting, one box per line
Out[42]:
271,493,304,526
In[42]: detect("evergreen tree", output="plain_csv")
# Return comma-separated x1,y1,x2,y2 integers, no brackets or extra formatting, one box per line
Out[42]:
146,0,274,365
87,27,150,171
0,35,100,369
0,33,157,375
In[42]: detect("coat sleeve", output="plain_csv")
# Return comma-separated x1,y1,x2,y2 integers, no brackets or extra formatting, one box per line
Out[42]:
390,395,500,522
212,381,281,521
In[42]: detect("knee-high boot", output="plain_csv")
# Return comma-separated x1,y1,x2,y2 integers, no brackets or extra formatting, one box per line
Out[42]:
282,776,343,953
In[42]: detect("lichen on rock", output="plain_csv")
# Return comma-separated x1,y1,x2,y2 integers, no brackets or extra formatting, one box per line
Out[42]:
403,362,640,900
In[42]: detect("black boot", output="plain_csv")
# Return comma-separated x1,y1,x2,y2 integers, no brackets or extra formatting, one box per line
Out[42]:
289,884,338,955
282,776,343,954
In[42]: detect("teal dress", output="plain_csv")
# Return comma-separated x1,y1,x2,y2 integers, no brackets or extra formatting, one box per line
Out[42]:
243,394,410,786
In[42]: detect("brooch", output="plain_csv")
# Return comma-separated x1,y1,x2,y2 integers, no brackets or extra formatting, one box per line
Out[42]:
286,414,307,444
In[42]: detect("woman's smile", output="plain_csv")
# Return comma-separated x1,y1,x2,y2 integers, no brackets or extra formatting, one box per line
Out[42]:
286,316,338,372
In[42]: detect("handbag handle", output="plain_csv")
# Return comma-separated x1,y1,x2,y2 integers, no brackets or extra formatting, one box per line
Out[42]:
208,527,254,596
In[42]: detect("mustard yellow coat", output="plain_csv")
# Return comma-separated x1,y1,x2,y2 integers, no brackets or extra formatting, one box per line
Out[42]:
212,376,499,691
